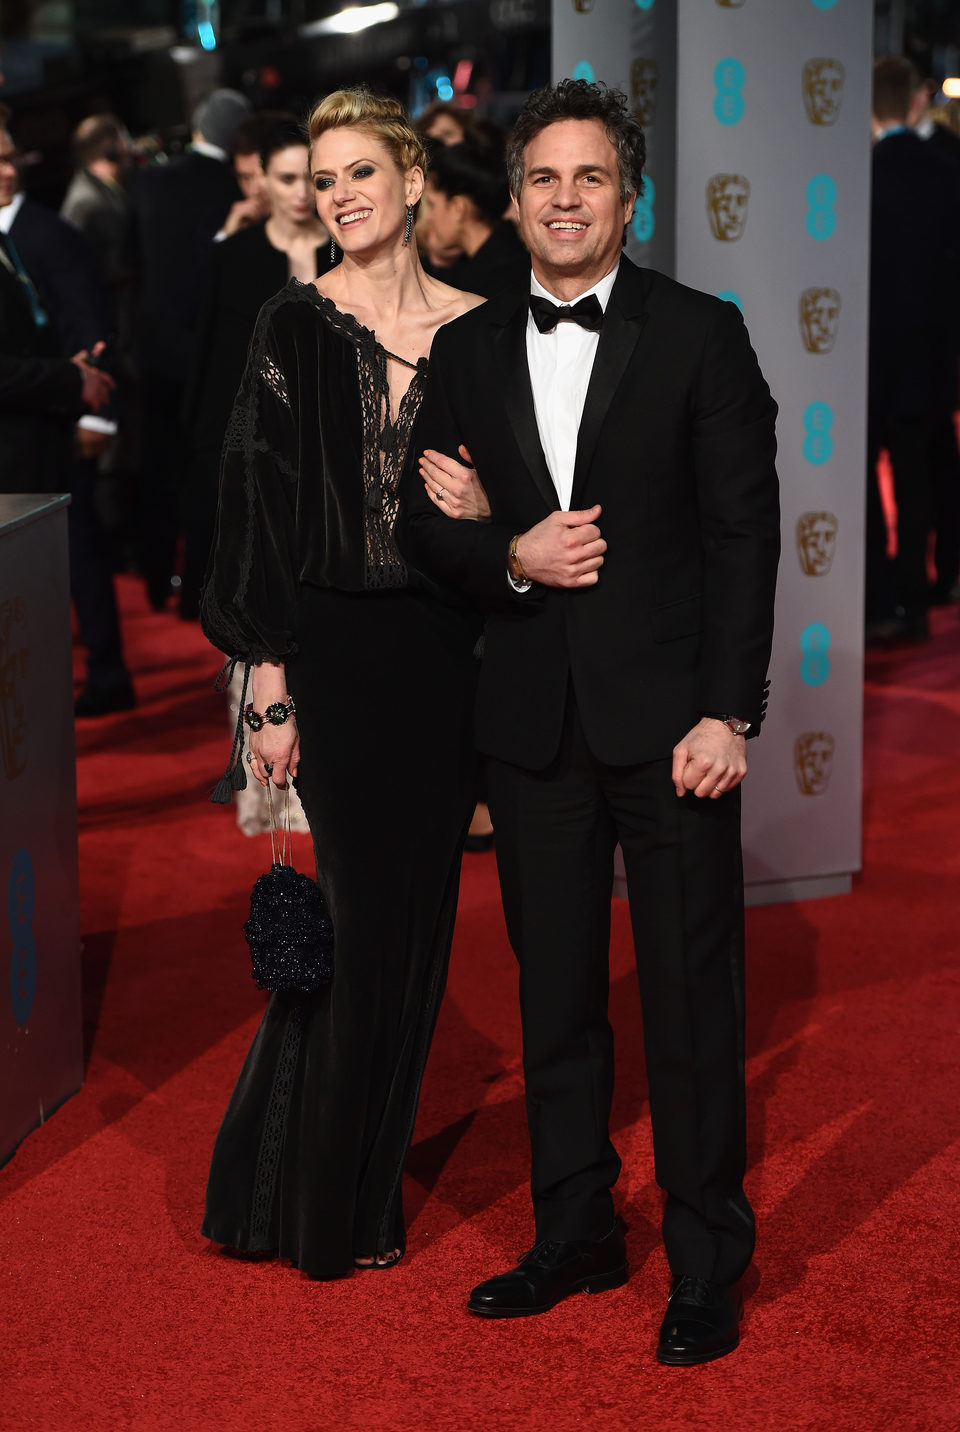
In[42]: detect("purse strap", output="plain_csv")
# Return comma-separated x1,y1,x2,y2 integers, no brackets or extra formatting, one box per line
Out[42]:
265,780,292,868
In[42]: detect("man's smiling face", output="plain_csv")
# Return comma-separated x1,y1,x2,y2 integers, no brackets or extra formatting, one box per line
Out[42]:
513,118,634,293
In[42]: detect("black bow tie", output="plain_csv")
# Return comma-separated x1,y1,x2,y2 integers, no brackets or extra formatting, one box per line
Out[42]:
529,293,604,335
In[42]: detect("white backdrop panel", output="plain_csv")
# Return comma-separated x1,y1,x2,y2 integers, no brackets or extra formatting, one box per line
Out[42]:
551,0,873,900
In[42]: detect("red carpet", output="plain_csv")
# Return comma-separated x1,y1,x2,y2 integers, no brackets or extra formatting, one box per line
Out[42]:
3,577,960,1431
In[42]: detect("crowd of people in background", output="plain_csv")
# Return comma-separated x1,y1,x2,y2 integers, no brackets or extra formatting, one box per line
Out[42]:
0,85,532,723
0,61,958,726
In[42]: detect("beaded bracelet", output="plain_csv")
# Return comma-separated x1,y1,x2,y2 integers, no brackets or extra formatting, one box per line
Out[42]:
244,696,296,732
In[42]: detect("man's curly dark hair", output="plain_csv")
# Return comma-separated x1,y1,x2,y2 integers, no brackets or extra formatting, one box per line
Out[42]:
505,79,646,202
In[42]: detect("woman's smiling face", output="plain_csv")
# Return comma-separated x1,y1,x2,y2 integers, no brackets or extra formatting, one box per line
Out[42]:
311,126,421,254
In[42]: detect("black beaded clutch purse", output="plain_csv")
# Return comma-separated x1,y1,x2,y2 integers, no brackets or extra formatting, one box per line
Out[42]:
243,783,334,993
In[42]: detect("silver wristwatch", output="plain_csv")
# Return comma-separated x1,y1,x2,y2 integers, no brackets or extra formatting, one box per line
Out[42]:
716,714,751,736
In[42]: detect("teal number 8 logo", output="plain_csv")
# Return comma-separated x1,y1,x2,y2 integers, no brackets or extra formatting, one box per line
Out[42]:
714,58,745,125
632,175,656,244
803,401,834,464
800,622,832,686
806,173,837,240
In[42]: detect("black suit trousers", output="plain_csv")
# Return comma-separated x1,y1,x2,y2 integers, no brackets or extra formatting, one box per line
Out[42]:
68,456,128,690
138,373,184,595
867,412,941,621
487,693,755,1286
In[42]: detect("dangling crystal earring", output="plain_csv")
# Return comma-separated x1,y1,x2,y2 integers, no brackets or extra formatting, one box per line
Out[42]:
403,204,414,245
329,235,339,265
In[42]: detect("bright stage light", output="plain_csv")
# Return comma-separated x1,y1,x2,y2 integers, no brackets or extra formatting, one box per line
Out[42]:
942,77,960,98
300,4,400,37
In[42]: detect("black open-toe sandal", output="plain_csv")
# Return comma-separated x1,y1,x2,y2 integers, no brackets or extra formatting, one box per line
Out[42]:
354,1249,404,1270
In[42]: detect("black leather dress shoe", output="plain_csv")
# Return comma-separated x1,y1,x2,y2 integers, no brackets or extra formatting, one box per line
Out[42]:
657,1276,743,1366
467,1223,628,1318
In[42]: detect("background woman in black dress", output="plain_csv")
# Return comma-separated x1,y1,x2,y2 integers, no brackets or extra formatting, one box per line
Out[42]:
200,89,485,1279
182,115,334,620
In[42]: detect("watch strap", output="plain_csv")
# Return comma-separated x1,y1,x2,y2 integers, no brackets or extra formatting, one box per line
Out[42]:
701,711,751,735
507,533,529,585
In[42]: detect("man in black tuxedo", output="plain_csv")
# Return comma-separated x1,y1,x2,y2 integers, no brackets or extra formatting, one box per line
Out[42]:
397,80,779,1365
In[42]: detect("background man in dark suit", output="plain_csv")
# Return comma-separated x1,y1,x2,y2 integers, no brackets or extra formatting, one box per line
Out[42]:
0,109,113,492
0,105,131,714
60,113,136,348
398,79,779,1366
129,87,251,609
0,265,111,492
908,73,960,607
867,58,960,639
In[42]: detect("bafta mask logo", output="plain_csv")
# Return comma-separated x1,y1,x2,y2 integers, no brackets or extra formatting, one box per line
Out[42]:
803,59,845,126
799,287,842,354
0,596,28,780
706,174,750,242
796,512,839,576
631,59,659,126
794,731,835,797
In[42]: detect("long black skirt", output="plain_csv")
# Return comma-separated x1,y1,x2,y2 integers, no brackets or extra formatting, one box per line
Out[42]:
202,583,478,1278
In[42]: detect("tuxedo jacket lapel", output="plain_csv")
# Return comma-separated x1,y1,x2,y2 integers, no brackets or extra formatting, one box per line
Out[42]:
490,296,559,513
570,263,650,509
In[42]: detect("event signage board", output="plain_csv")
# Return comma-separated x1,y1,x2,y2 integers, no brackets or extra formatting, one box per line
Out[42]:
0,496,83,1164
552,1,872,901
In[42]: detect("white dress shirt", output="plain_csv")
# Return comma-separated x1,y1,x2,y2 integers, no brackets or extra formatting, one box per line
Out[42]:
526,264,619,511
0,190,25,232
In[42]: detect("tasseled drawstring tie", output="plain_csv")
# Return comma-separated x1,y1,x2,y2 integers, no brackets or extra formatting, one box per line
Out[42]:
210,656,250,804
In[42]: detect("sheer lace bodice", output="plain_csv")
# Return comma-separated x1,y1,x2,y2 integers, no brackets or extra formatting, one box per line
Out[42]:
201,280,433,670
302,287,428,591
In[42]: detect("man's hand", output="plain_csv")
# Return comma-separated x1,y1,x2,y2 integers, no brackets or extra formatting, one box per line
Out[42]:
672,718,747,799
420,444,491,521
222,194,269,237
70,346,115,413
513,506,606,588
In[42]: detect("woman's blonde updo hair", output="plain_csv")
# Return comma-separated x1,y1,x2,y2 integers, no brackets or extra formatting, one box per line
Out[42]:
307,87,427,180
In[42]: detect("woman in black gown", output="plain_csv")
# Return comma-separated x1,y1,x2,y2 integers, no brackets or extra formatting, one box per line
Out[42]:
200,89,486,1279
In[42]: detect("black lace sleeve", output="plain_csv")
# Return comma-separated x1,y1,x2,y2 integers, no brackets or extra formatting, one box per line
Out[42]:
200,293,301,667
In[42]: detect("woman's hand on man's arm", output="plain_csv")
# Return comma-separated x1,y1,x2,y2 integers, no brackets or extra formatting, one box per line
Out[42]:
419,444,491,521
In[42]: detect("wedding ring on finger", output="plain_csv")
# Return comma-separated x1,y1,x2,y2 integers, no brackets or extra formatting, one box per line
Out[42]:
436,487,444,501
264,763,274,776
